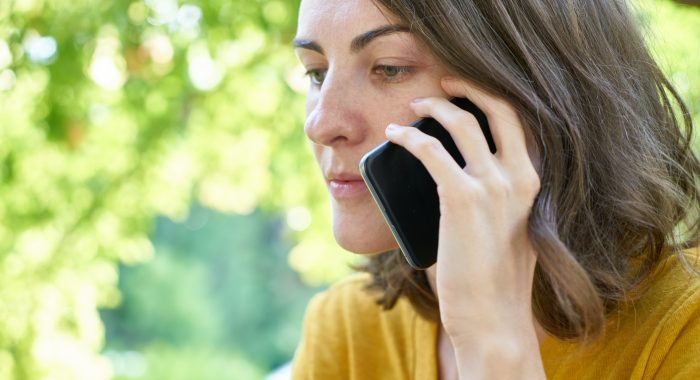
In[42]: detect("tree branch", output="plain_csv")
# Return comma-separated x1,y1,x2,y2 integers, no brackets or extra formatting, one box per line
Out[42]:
674,0,700,8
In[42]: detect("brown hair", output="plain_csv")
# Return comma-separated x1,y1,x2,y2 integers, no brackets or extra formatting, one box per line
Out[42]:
359,0,700,341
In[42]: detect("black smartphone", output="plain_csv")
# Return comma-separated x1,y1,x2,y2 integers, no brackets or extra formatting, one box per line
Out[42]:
359,97,496,269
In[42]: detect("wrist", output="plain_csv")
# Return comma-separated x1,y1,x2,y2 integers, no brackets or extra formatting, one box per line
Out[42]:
450,331,544,379
453,337,523,378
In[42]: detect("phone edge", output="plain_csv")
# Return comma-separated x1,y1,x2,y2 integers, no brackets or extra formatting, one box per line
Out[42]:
359,142,429,270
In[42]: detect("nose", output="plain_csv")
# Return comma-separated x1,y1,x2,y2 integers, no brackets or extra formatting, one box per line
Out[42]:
304,72,368,147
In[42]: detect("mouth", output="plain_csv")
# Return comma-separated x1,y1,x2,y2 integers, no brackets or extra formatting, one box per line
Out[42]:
326,173,369,199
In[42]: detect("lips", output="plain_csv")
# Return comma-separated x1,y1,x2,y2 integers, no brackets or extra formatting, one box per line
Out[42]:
326,172,369,199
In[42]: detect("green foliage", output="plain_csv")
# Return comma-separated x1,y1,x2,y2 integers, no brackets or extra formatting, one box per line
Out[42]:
0,0,353,378
0,0,698,378
637,0,700,123
107,344,264,380
101,206,321,376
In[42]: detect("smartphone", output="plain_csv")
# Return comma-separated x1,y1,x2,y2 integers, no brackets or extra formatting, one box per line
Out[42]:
359,97,496,269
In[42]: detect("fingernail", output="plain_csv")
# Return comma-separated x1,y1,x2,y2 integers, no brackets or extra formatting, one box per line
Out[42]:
386,124,403,134
411,97,424,104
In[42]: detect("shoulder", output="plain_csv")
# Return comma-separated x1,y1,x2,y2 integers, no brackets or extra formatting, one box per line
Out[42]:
640,247,700,336
634,248,700,316
300,272,418,340
626,248,700,377
609,248,700,345
305,273,381,320
542,248,700,378
292,273,430,379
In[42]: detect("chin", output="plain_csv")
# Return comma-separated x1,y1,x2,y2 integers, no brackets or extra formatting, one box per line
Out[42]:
334,229,398,254
331,206,398,254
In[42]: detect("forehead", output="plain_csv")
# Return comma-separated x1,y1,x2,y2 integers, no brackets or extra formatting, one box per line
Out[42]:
297,0,396,42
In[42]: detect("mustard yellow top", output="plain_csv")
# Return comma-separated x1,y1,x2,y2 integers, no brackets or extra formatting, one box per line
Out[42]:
292,251,700,379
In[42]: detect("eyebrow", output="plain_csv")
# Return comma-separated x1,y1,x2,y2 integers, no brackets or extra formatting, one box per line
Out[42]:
350,24,410,52
293,24,410,55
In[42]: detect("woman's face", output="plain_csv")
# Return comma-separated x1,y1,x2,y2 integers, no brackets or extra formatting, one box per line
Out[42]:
295,0,451,254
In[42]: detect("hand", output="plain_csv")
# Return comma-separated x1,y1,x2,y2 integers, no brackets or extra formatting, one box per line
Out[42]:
385,77,543,378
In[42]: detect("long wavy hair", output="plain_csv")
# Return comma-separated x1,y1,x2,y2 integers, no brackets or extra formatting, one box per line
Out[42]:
358,0,700,341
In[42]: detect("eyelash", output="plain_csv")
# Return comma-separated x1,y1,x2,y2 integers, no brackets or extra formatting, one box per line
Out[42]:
304,65,414,87
373,65,413,83
304,68,326,86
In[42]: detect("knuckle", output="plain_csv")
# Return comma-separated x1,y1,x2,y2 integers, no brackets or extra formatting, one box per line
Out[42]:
514,169,541,199
441,180,478,204
483,175,510,197
459,112,479,127
448,112,477,131
525,172,541,196
456,180,478,199
413,136,442,156
397,126,419,142
420,97,439,111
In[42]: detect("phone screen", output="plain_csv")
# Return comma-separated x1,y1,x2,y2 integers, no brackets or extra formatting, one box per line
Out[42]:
359,97,495,269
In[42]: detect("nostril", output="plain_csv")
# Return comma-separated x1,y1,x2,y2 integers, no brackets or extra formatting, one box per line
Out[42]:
329,135,348,145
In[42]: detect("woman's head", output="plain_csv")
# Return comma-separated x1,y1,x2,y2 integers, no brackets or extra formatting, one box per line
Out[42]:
296,0,700,340
295,0,452,254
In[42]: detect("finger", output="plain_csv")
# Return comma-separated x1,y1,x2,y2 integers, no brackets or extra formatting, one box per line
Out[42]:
409,97,496,175
385,123,467,189
441,77,530,164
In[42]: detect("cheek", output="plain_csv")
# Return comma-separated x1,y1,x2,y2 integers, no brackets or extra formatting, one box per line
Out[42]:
367,93,412,123
364,82,449,129
310,144,327,171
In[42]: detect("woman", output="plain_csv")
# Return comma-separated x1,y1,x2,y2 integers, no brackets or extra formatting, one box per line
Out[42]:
292,0,700,378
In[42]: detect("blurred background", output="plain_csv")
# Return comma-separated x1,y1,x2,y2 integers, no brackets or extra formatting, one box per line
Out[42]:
0,0,698,379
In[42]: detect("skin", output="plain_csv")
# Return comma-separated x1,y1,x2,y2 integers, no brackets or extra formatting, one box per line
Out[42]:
296,0,545,378
296,0,451,255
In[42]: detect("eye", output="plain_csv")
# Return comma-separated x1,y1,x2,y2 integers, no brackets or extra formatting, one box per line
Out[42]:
304,68,327,86
373,65,413,82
